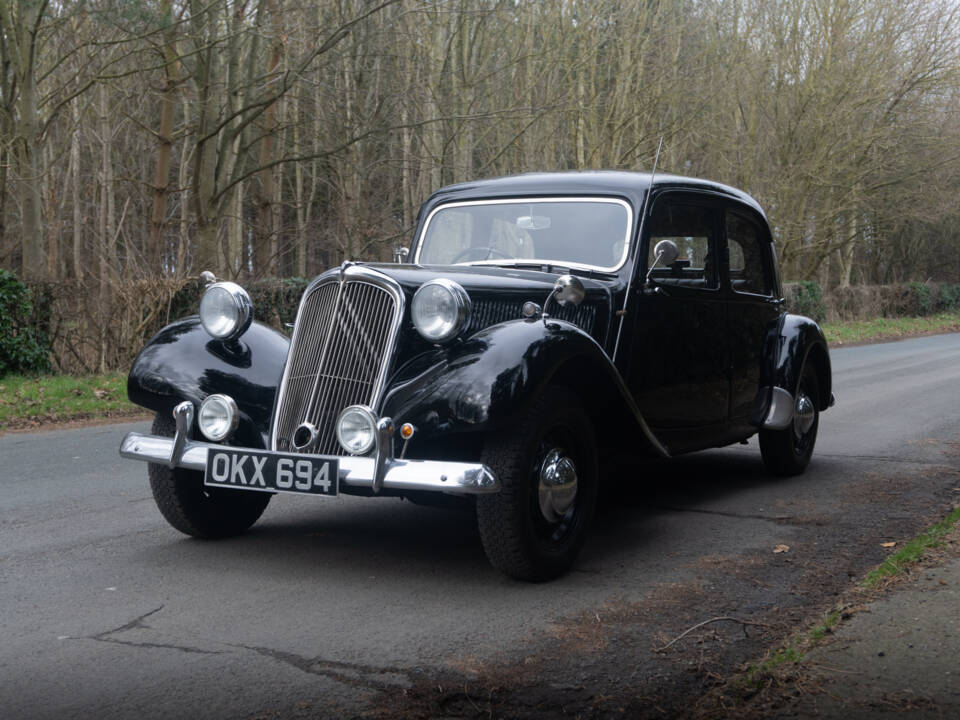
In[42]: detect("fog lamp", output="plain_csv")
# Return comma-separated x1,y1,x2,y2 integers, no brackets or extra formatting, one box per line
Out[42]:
336,405,377,455
198,394,239,442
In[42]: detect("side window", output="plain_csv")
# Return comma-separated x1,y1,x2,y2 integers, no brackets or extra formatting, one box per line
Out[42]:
647,202,717,289
726,211,771,296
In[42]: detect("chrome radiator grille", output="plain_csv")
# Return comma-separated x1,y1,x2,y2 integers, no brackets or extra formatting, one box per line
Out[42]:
272,271,402,455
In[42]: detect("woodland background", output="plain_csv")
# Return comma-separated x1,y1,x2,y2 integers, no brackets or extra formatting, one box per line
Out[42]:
1,0,959,372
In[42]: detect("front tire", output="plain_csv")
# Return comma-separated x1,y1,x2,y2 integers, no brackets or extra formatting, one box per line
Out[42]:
476,389,598,581
759,364,820,476
148,412,271,538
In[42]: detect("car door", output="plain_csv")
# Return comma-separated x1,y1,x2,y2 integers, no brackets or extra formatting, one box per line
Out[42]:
722,206,782,422
626,192,729,438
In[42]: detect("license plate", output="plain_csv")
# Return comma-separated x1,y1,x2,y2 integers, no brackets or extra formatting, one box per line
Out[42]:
204,449,338,496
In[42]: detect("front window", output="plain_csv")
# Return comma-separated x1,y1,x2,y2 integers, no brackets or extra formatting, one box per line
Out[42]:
415,198,633,272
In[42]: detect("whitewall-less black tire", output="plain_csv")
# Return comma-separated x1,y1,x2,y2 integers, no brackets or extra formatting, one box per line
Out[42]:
476,389,598,581
148,412,271,538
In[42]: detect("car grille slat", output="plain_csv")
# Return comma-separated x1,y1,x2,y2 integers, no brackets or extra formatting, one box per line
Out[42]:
272,274,401,454
469,299,598,338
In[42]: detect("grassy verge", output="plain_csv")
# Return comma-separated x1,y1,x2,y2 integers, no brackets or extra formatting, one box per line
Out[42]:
863,504,960,588
822,311,960,345
739,504,960,692
0,373,145,431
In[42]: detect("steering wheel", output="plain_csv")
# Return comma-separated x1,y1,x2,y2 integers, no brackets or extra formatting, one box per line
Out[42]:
451,246,513,263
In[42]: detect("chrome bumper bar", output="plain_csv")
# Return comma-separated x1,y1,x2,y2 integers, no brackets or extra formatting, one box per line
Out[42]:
118,430,499,496
120,400,497,495
761,387,837,430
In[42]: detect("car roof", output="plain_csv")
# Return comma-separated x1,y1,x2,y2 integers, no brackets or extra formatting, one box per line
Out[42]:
422,170,765,219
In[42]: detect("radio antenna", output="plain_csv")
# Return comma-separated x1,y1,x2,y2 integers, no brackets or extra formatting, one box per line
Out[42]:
612,137,663,364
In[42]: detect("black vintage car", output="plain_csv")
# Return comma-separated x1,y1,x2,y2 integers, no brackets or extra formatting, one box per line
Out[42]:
120,171,833,580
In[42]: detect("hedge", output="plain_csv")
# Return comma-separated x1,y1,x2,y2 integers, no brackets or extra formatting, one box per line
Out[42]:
18,276,960,374
0,270,50,377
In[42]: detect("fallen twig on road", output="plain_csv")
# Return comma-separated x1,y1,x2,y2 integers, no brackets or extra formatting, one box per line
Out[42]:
656,617,775,652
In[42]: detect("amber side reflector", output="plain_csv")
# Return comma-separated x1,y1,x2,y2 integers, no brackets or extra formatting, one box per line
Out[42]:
400,423,415,440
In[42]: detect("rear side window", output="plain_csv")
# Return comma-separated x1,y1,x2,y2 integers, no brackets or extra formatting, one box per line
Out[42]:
647,202,718,290
726,212,771,296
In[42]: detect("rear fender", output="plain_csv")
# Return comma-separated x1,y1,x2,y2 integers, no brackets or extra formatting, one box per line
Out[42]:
755,313,833,426
127,318,289,449
382,318,668,457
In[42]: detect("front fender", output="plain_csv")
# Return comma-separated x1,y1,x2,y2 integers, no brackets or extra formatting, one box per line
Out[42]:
127,318,289,449
382,318,668,456
758,313,833,422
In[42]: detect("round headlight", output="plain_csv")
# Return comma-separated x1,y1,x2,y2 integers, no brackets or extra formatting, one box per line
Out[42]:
198,394,239,442
336,405,377,455
200,282,253,340
411,279,471,343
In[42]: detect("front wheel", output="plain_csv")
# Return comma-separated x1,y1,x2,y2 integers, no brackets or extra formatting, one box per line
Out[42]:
759,364,820,476
148,412,271,538
476,389,598,581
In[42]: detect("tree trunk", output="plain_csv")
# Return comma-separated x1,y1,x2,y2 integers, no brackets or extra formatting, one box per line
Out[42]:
149,12,178,273
17,66,45,281
253,0,282,277
71,99,82,282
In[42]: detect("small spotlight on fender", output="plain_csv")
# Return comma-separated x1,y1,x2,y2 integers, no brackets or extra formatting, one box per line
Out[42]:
399,423,416,459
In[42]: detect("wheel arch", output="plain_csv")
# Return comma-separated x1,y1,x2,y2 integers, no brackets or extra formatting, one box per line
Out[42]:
381,318,669,459
765,313,833,410
802,340,832,411
127,317,289,449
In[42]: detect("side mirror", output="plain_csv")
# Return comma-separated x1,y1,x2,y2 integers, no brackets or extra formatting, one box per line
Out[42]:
653,239,679,266
392,246,410,263
645,239,679,285
553,274,586,307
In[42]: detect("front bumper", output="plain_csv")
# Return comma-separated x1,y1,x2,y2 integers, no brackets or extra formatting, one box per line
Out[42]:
119,403,499,496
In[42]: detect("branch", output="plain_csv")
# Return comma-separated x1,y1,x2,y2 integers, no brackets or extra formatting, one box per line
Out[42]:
655,616,775,652
195,0,400,149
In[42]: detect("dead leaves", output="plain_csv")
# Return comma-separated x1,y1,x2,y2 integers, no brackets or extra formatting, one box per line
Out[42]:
773,544,790,554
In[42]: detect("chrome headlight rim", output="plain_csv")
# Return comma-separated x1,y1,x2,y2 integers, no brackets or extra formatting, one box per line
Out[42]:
199,281,253,340
198,393,239,442
336,404,378,456
411,279,471,343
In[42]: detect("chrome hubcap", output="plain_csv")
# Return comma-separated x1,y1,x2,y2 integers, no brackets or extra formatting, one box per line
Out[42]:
538,448,578,523
794,393,816,440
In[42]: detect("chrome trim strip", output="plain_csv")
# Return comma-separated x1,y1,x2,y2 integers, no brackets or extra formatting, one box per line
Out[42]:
119,432,499,495
413,197,634,274
270,264,406,452
762,386,795,429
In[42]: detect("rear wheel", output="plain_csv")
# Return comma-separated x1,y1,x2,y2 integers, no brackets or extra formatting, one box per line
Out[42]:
148,412,271,538
476,389,598,581
759,364,820,476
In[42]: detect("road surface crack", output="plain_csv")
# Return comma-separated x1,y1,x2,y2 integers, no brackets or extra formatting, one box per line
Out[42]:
83,605,221,655
656,506,797,523
235,644,412,690
818,453,955,467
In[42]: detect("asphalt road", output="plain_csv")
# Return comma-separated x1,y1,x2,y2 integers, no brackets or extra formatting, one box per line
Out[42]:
1,334,959,719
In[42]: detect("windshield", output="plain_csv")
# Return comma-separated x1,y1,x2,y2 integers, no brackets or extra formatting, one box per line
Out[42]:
415,198,633,272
